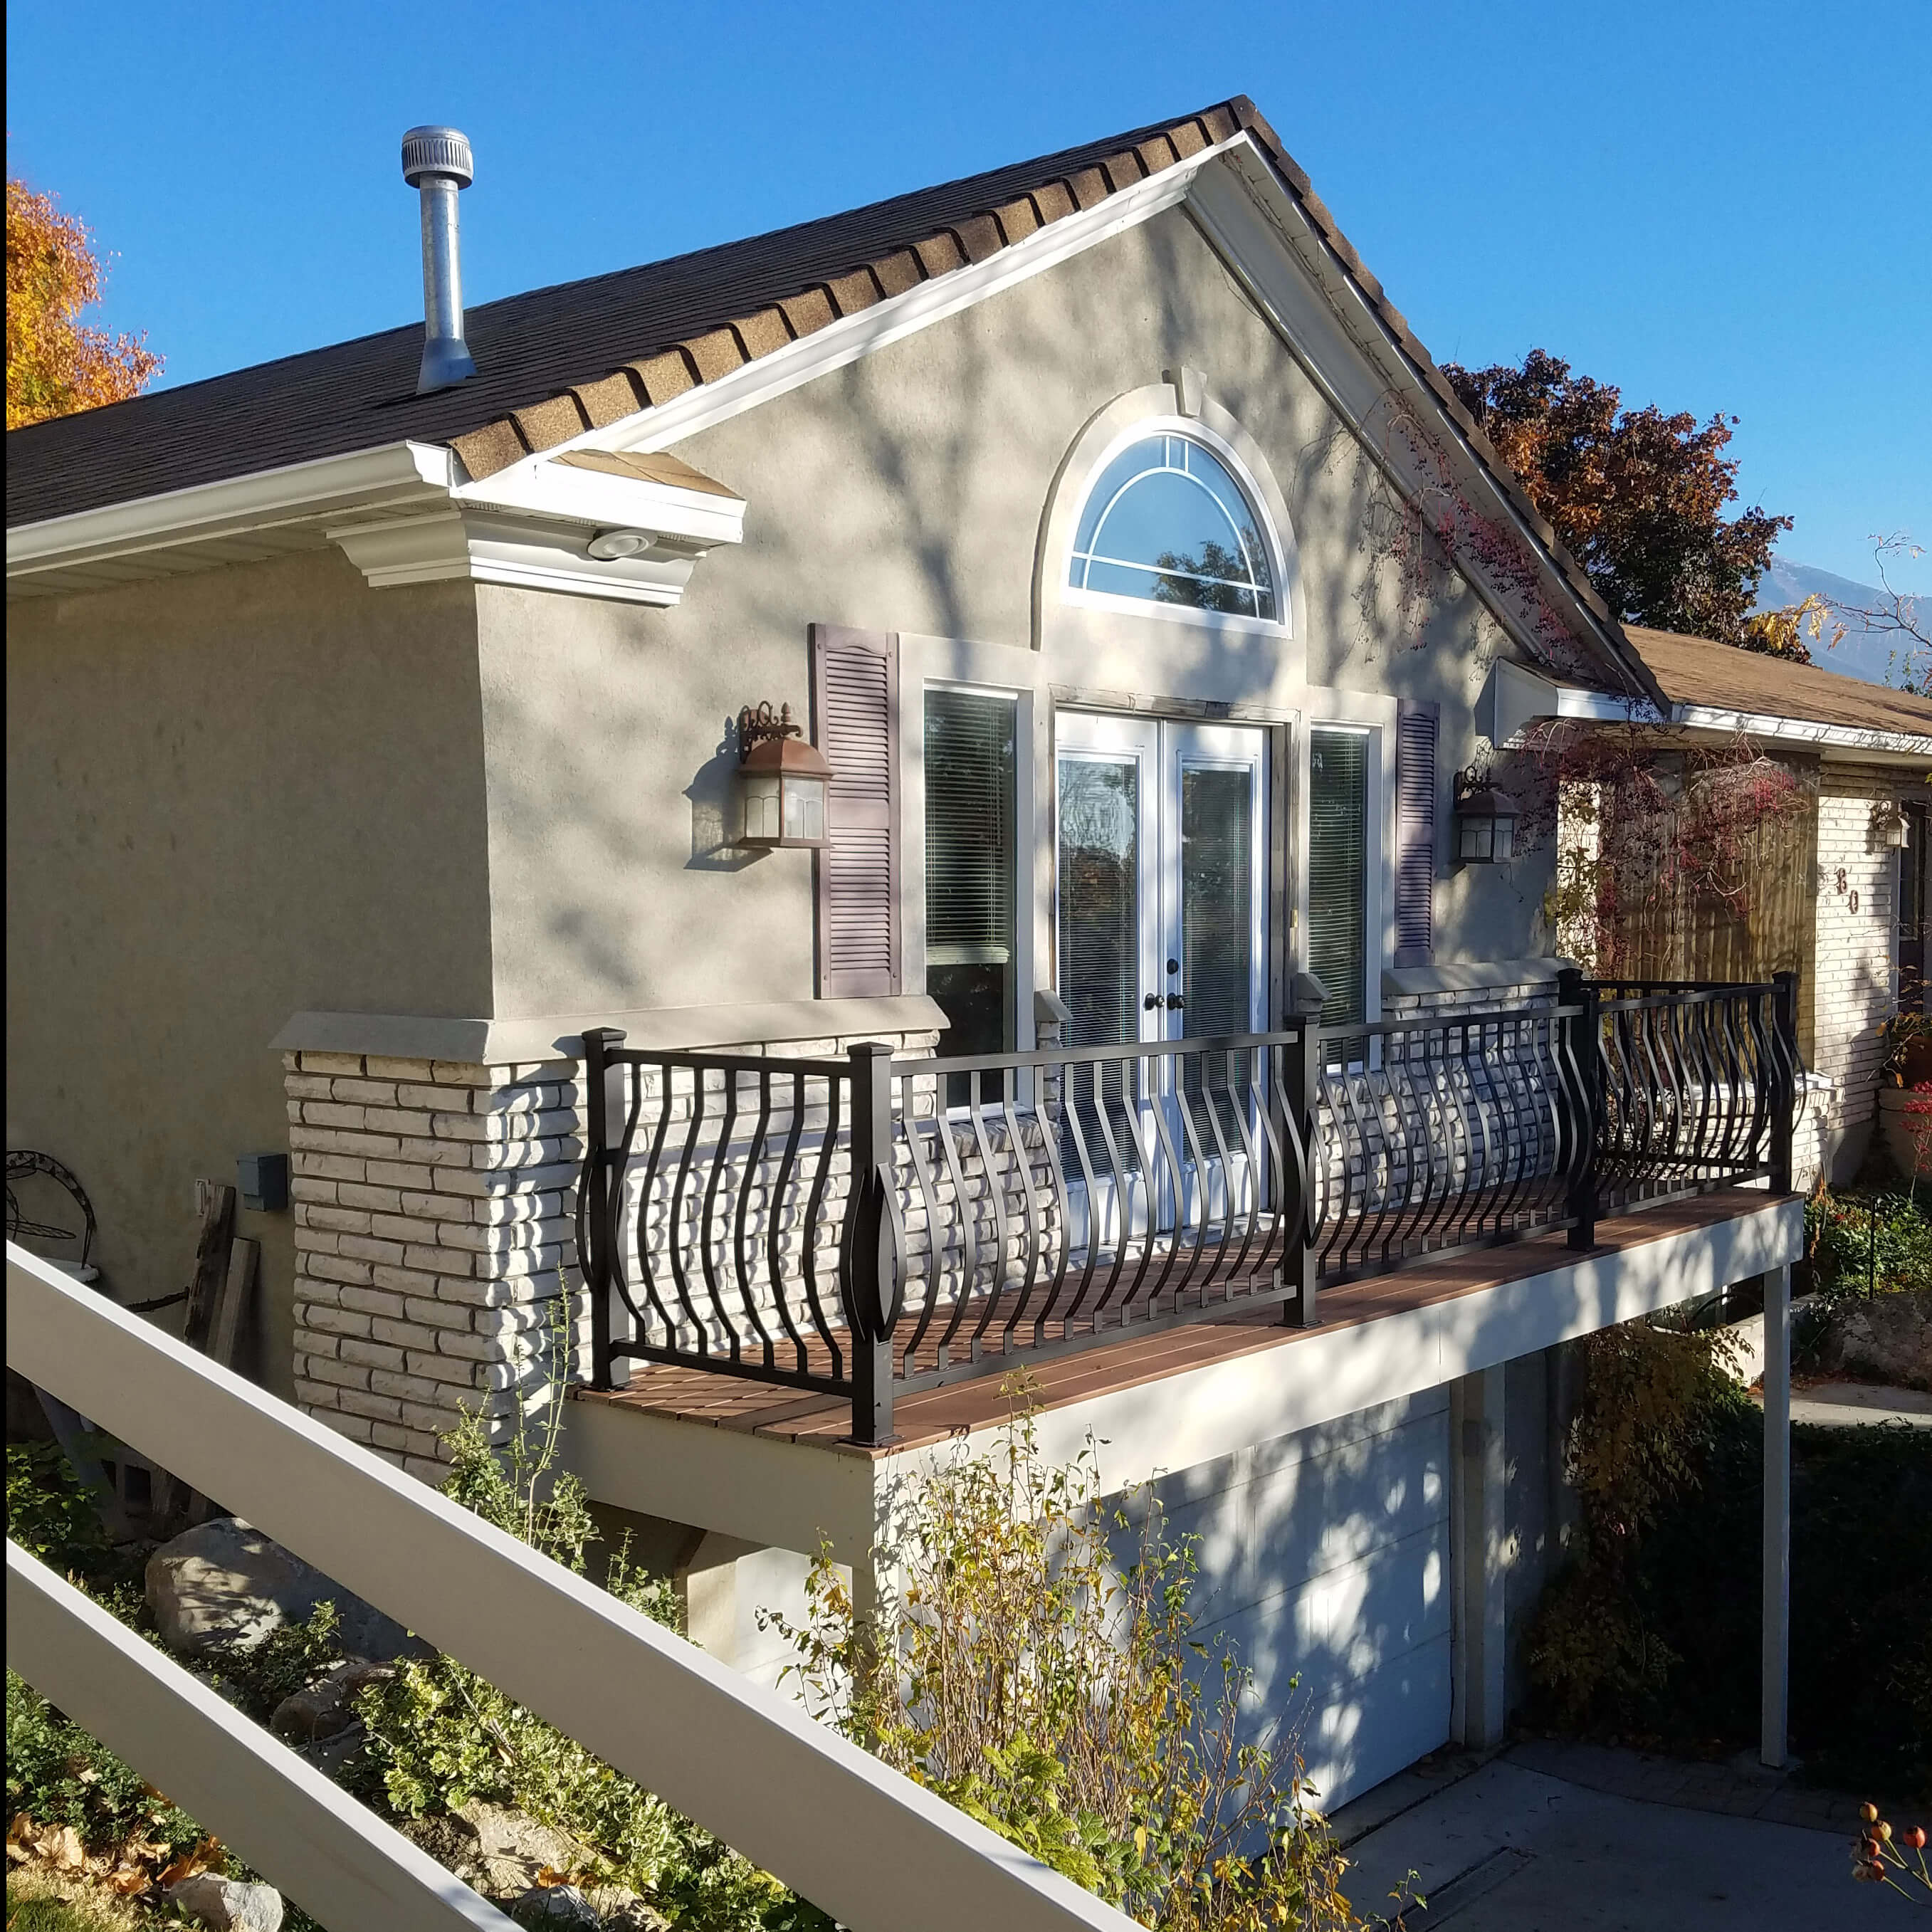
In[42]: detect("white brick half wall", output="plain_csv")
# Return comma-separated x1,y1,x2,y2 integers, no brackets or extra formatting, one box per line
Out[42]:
286,1051,587,1480
1806,763,1929,1182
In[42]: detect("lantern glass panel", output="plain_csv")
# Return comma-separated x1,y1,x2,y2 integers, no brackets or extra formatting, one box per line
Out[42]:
1458,814,1493,863
742,772,782,844
1492,816,1514,862
783,775,826,844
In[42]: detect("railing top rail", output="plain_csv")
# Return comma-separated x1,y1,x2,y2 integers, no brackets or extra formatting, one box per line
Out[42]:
903,1023,1316,1077
1591,979,1777,995
1313,1004,1582,1045
1597,987,1773,1014
594,1043,854,1079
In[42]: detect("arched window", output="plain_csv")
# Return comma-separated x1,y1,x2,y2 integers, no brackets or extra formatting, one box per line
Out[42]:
1068,433,1278,621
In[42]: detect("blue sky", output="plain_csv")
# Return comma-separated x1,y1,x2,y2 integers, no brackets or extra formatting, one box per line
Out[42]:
7,0,1928,590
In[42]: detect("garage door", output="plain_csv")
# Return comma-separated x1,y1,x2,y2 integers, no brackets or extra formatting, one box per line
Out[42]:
1149,1388,1452,1811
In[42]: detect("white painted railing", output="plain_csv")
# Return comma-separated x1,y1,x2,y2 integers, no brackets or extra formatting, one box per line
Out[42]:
4,1241,1134,1932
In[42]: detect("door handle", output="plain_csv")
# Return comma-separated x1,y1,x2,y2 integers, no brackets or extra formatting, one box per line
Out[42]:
1166,993,1185,1011
1143,993,1164,1011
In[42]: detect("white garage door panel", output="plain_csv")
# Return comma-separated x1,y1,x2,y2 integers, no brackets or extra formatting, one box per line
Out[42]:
1143,1389,1454,1814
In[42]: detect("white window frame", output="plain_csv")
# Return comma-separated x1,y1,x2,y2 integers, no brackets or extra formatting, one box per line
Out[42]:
1057,414,1293,642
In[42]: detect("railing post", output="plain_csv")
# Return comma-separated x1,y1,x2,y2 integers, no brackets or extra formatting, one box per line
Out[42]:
1281,988,1323,1327
844,1042,899,1447
1559,968,1600,1251
579,1027,621,1391
1770,970,1798,1194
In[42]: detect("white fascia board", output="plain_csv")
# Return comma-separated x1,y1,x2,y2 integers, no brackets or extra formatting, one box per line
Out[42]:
1543,683,1932,759
452,458,745,550
467,135,1246,490
1184,154,1651,700
6,441,451,579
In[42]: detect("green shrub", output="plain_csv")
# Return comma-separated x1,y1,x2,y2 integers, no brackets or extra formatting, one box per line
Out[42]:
6,1442,113,1578
1805,1187,1932,1298
4,1670,203,1862
764,1400,1382,1932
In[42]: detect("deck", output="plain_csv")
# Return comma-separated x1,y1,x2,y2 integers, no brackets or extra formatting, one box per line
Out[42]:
575,1187,1783,1461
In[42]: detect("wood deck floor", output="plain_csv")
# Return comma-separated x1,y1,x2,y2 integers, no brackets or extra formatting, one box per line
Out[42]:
573,1189,1779,1459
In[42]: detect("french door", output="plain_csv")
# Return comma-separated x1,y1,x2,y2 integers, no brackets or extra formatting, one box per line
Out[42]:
1054,713,1269,1044
1054,713,1270,1238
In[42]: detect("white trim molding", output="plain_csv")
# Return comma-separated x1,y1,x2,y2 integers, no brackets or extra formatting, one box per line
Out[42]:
9,442,745,608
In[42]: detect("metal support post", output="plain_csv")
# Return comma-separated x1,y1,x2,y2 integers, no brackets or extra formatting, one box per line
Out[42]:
579,1027,623,1391
1761,1262,1792,1768
844,1043,899,1447
1770,970,1798,1195
1281,1000,1322,1326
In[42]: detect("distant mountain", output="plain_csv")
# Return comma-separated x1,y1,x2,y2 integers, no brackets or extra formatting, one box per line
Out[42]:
1753,557,1922,686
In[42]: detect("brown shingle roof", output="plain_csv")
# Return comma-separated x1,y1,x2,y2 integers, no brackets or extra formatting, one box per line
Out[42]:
1624,625,1932,740
0,94,1634,681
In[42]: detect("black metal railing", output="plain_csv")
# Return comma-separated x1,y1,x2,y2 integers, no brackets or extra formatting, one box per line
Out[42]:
577,971,1799,1444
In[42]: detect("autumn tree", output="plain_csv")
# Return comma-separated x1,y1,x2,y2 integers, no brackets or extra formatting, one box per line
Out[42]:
1442,348,1788,646
6,177,159,429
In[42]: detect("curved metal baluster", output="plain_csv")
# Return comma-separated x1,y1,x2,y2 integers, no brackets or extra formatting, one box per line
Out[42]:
999,1087,1044,1342
798,1073,844,1380
930,1098,982,1365
699,1069,742,1359
631,1064,683,1349
732,1070,777,1365
1452,1021,1496,1248
1027,1066,1078,1338
1353,1046,1401,1269
1333,1061,1383,1274
601,1059,649,1344
1219,1048,1266,1288
1311,1064,1350,1276
1166,1051,1218,1300
966,1072,1012,1353
1413,1026,1459,1254
664,1069,712,1350
1141,1051,1197,1308
1088,1056,1137,1319
1057,1057,1105,1325
1113,1061,1165,1317
763,1071,812,1372
1490,1019,1534,1236
1711,994,1750,1177
896,1083,947,1372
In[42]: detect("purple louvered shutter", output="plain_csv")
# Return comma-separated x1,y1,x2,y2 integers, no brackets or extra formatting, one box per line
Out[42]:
1394,699,1438,969
811,624,901,997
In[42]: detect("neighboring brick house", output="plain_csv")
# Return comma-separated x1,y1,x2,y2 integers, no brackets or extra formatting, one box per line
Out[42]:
1493,627,1932,1183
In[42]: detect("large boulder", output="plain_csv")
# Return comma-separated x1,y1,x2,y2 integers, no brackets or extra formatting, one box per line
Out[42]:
166,1873,284,1931
1817,1288,1932,1392
146,1517,424,1661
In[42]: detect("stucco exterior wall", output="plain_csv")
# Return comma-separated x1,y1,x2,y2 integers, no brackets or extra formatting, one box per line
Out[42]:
5,550,493,1386
475,205,1557,1021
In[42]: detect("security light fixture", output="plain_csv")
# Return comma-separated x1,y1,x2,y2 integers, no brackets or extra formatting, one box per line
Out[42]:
1872,800,1910,850
1453,766,1518,865
737,702,834,849
586,528,655,560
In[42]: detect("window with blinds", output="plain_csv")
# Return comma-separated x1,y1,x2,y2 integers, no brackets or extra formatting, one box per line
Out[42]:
1308,729,1369,1032
925,691,1017,1087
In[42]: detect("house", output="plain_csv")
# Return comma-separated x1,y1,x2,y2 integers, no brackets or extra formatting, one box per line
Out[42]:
6,98,1805,1807
1485,626,1932,1182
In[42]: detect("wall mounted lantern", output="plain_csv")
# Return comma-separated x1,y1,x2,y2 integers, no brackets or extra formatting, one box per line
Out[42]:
1453,765,1518,865
1871,800,1910,851
737,702,834,849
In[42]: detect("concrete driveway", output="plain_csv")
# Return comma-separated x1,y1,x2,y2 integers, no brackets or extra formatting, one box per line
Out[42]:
1333,1744,1904,1930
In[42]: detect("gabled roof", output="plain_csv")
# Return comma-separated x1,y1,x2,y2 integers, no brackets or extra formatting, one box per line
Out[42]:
1624,625,1932,742
5,94,1654,698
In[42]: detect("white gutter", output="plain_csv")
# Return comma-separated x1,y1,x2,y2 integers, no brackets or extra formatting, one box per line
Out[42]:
1545,681,1932,760
6,441,453,580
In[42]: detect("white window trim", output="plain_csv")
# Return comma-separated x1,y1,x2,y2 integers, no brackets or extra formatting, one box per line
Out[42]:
1298,703,1395,1030
901,672,1036,1054
1058,414,1292,639
1034,382,1303,653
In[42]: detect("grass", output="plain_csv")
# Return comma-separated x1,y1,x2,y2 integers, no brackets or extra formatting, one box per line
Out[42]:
4,1867,147,1931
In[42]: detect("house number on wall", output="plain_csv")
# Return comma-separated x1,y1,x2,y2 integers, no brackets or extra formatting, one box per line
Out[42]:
1851,888,1859,913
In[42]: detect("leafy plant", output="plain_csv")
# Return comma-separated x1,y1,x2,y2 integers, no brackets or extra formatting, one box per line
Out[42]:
1805,1186,1932,1298
6,1442,114,1580
763,1393,1407,1931
1526,1319,1743,1722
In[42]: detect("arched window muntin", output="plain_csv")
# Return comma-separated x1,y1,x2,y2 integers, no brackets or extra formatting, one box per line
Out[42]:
1066,423,1282,626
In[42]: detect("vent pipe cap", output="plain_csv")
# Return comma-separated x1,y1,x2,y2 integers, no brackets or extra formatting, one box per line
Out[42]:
401,126,474,188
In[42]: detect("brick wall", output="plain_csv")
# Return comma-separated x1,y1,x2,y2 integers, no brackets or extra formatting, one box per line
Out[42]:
1806,763,1928,1182
285,1052,584,1480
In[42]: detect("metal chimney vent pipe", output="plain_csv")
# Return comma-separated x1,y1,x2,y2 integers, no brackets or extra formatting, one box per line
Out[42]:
400,125,476,394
